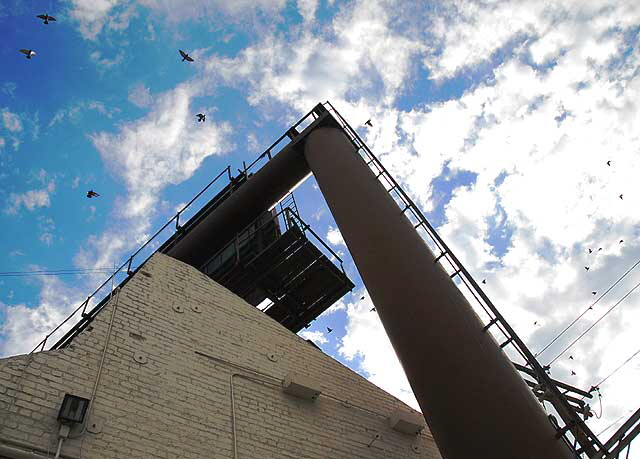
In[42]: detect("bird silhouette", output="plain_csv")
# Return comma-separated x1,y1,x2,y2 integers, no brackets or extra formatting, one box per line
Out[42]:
534,321,540,326
364,119,373,127
86,190,100,198
482,279,487,284
196,113,206,122
598,247,602,251
360,296,365,300
569,355,574,360
620,239,624,244
619,194,624,200
607,160,611,166
571,370,576,376
37,14,56,24
326,327,333,333
592,291,597,295
179,50,194,62
588,248,593,254
585,266,590,271
19,49,36,59
370,307,376,312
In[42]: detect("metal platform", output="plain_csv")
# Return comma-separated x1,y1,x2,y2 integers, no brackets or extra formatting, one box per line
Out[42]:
201,207,353,332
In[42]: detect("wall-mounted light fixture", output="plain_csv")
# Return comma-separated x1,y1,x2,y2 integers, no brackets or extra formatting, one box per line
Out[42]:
58,394,90,424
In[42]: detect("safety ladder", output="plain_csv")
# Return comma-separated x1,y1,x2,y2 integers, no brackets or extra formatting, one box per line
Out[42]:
322,101,605,458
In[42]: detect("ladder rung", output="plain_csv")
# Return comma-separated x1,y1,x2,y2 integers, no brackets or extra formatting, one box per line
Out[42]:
500,337,514,348
449,269,462,278
482,318,499,332
433,251,448,263
375,171,384,178
401,205,411,214
414,221,423,229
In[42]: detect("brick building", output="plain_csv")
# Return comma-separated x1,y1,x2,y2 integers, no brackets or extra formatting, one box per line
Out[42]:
0,253,441,458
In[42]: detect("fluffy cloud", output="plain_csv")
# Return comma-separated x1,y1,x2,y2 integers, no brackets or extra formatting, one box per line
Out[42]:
5,182,56,215
326,226,345,247
128,83,153,108
338,295,419,409
205,0,425,111
49,100,120,127
68,0,287,39
90,83,232,219
1,108,22,132
203,0,640,438
299,330,328,345
0,275,85,356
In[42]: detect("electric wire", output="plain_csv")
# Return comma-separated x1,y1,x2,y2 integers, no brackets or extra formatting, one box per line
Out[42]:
536,257,640,358
593,348,640,390
0,268,113,277
547,279,640,366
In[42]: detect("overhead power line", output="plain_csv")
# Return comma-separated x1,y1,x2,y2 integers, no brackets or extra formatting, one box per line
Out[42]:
548,279,640,366
537,257,640,358
594,348,640,390
0,268,114,277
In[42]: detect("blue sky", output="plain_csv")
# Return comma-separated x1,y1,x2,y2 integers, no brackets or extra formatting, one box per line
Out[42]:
1,0,640,452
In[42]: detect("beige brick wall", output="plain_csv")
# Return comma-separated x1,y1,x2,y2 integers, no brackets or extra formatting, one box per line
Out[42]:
0,253,441,458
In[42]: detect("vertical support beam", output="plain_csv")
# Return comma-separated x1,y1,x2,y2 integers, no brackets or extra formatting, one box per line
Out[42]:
304,127,574,459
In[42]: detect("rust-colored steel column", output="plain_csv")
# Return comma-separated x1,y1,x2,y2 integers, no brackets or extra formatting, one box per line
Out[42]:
304,127,574,459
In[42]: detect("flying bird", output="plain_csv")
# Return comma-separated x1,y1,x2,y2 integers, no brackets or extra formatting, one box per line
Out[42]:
607,160,611,166
482,279,487,284
196,113,206,122
364,119,373,128
592,291,597,295
37,14,56,24
19,49,36,59
370,307,376,312
569,355,574,360
179,50,194,62
585,266,590,271
360,296,365,300
588,248,593,254
598,248,602,252
326,327,333,333
571,370,576,376
619,194,624,200
620,239,624,244
86,190,100,198
534,321,540,326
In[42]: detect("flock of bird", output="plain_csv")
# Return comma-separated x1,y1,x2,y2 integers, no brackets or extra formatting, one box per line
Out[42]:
18,12,627,383
18,14,212,198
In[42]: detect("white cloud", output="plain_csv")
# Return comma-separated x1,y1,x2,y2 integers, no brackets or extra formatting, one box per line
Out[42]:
139,0,286,22
1,82,17,98
68,0,127,40
89,82,232,220
326,226,345,247
5,182,56,215
128,83,153,108
299,330,328,345
338,296,419,409
49,100,120,127
38,216,56,246
1,108,22,132
297,0,318,24
206,0,425,110
90,50,124,69
0,276,85,357
196,0,640,438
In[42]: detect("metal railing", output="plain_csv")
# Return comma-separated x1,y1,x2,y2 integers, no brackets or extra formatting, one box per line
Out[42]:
30,104,330,354
322,100,605,457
